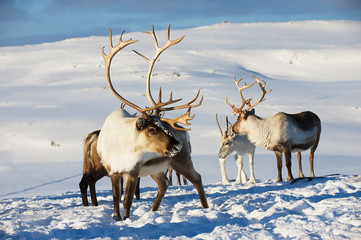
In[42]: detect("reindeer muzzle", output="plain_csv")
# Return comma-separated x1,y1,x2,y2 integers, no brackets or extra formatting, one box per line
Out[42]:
166,138,182,157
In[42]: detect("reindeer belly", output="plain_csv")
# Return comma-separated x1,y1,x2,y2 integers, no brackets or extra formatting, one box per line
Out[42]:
139,157,169,177
289,127,318,152
291,142,315,152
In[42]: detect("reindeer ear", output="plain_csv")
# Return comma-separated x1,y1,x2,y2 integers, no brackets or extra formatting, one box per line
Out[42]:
136,118,146,130
242,109,255,119
230,129,236,137
241,111,247,119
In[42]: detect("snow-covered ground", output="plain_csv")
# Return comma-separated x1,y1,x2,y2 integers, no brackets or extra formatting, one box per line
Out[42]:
1,175,360,239
1,21,361,239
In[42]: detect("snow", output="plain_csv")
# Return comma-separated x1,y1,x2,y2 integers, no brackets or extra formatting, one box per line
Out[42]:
1,175,360,239
1,20,361,239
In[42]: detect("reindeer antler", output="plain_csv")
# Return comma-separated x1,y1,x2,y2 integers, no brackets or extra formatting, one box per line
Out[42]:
134,25,203,131
133,25,185,109
216,114,223,136
226,76,272,115
101,29,147,116
247,76,272,110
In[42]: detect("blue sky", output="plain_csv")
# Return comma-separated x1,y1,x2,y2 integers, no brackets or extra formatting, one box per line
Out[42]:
1,0,360,47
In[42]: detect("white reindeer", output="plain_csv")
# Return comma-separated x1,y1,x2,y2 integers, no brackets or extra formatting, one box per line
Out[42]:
96,26,208,220
227,76,321,182
216,115,256,184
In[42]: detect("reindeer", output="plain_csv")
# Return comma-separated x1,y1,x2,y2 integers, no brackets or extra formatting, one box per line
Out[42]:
216,115,256,184
79,130,107,206
96,26,208,220
79,126,192,205
79,130,140,206
79,130,190,206
226,76,321,182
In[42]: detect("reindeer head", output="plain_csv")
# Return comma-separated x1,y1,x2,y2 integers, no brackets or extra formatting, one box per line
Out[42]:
216,114,237,159
101,26,202,158
135,116,181,157
226,76,271,134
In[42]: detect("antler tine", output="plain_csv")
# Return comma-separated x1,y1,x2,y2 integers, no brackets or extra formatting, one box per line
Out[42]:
109,29,114,48
247,76,272,110
135,25,185,108
159,89,203,112
142,25,159,49
156,88,182,105
226,77,258,115
101,29,145,116
226,116,231,128
160,107,194,131
134,25,201,131
216,114,223,136
165,25,185,48
234,77,256,107
149,87,182,115
225,97,241,115
101,29,138,59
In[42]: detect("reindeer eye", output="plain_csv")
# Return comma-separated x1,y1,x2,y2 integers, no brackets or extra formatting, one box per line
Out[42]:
148,127,157,135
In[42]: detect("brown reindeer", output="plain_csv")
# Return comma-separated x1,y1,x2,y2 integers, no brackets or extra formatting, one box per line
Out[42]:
227,76,321,182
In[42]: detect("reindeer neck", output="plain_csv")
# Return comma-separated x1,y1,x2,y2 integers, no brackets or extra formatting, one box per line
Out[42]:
242,115,273,148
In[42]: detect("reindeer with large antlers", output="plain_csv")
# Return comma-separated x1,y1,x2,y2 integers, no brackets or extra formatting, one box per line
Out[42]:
96,26,208,220
227,76,321,182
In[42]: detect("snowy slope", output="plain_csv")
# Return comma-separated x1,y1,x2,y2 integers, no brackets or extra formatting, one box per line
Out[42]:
0,21,361,239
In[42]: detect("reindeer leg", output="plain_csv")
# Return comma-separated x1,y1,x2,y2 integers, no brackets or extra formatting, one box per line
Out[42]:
297,152,304,178
176,172,182,186
274,151,283,182
150,173,169,211
123,171,140,220
235,154,247,184
110,174,122,221
89,171,107,206
120,177,124,199
182,175,188,185
89,181,98,206
135,177,141,200
219,157,229,183
248,151,256,183
171,161,209,209
79,175,90,206
168,167,173,186
284,150,294,181
309,148,316,177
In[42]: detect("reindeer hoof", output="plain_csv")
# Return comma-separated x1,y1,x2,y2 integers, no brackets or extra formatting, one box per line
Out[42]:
112,215,122,221
276,178,282,182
